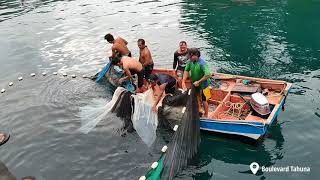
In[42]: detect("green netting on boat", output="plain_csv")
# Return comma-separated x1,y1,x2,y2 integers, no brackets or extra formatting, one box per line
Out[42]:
145,154,165,180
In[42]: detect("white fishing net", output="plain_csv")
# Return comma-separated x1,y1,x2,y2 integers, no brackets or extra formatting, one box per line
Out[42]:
78,87,127,134
131,89,158,147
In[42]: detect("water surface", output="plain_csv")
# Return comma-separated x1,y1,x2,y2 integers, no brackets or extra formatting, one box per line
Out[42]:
0,0,319,179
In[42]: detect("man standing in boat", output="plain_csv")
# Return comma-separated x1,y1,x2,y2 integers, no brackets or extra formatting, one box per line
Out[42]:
105,33,132,58
173,41,190,78
138,39,154,81
182,48,211,117
111,56,144,93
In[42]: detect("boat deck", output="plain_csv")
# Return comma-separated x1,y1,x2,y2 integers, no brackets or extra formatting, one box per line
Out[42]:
152,69,292,125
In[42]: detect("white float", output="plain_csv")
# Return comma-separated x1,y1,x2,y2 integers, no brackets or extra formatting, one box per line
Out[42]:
173,125,179,131
161,145,168,153
151,162,158,169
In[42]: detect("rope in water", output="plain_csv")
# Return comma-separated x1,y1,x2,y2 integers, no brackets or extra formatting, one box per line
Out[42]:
0,71,92,95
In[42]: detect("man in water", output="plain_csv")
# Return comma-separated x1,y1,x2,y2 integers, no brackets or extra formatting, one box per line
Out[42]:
138,39,154,81
173,41,190,78
105,33,132,58
111,56,144,93
149,74,177,112
182,48,211,117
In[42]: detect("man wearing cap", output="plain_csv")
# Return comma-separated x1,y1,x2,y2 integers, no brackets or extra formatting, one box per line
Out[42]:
182,48,211,117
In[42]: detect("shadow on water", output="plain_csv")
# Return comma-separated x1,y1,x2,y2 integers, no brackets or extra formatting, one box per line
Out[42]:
175,120,284,179
0,161,16,180
200,122,284,164
179,0,320,78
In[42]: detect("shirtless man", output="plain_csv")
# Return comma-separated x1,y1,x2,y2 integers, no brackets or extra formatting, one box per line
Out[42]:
149,74,176,112
105,33,132,58
138,39,154,81
111,56,144,92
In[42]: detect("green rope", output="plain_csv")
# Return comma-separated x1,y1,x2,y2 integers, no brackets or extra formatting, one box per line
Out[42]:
145,154,165,180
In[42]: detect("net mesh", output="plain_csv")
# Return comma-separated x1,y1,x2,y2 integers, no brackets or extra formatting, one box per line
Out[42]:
161,86,200,179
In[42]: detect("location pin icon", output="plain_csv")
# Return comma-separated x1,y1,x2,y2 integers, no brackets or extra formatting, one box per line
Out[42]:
250,162,259,175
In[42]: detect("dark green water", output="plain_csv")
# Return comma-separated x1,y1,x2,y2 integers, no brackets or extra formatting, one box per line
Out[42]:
0,0,319,179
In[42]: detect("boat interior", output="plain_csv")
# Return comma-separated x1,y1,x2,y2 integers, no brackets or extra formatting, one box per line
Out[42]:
151,69,291,124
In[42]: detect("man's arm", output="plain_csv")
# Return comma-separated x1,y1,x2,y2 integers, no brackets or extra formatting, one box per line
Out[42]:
182,70,189,90
111,45,117,58
197,74,211,84
152,83,166,112
124,68,133,80
173,52,178,69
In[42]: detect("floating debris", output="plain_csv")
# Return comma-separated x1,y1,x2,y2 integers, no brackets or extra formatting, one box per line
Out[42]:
18,77,23,81
9,82,13,86
30,73,36,77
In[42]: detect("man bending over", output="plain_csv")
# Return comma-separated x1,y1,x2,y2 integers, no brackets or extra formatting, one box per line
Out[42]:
111,56,144,93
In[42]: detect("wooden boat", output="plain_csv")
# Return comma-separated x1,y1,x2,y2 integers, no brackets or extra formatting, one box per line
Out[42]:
104,65,292,140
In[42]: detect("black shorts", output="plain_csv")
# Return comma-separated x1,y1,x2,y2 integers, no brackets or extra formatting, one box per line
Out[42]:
137,71,144,88
195,87,206,101
130,70,144,88
143,63,154,80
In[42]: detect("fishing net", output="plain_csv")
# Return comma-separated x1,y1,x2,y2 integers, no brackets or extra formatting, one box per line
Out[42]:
131,89,159,147
157,90,187,130
112,91,135,132
78,87,127,134
161,85,200,179
162,89,188,107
